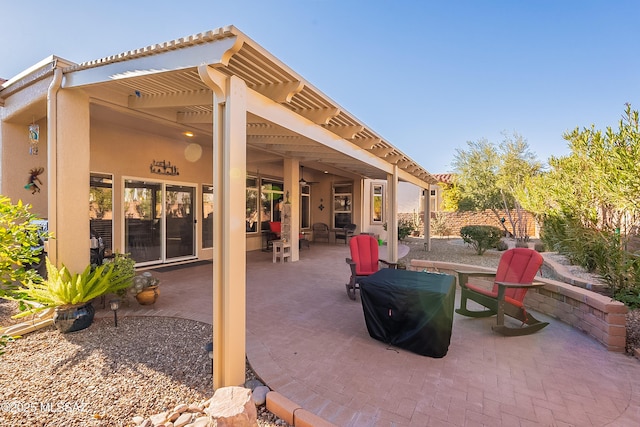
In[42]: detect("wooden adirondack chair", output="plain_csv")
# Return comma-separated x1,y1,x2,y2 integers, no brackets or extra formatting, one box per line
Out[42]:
456,247,549,336
345,234,397,300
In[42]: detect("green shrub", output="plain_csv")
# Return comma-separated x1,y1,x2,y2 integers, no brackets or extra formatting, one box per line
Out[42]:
534,242,545,252
614,289,640,309
384,219,416,241
591,232,640,302
542,214,602,272
0,196,49,299
540,212,569,252
495,240,508,251
431,213,450,237
398,219,416,240
460,225,503,255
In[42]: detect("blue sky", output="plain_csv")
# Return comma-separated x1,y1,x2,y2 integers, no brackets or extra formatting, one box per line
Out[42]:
2,0,639,173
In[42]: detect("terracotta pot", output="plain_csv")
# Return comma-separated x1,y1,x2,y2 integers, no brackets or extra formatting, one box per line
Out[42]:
53,302,95,333
135,285,159,305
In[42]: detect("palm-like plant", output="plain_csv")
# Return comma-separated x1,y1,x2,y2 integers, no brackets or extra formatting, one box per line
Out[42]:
13,255,134,318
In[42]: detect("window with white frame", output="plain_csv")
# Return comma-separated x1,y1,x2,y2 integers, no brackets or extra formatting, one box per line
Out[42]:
261,179,284,227
246,176,259,233
300,184,310,229
89,173,113,251
430,189,437,212
333,183,352,229
202,184,214,248
371,183,384,224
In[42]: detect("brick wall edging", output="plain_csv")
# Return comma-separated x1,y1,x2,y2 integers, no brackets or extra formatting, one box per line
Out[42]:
409,259,628,352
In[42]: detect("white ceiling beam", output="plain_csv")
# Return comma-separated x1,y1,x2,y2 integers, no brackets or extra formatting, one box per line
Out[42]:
63,36,242,88
253,81,304,103
177,111,213,123
247,89,393,173
351,137,381,149
369,146,394,157
246,124,297,136
385,154,403,164
246,88,433,187
322,125,364,139
129,89,212,108
296,107,340,125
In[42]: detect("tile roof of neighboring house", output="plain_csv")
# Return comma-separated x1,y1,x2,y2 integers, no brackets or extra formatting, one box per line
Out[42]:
432,173,455,184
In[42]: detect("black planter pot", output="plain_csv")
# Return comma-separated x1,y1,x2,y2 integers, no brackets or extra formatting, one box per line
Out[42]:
53,302,95,333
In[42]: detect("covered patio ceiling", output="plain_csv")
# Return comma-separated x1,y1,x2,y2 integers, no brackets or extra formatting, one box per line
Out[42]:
3,25,435,186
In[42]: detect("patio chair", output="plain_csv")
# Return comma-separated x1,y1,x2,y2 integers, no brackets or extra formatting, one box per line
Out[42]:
345,234,397,300
456,247,549,336
335,223,356,245
264,221,280,250
312,222,330,243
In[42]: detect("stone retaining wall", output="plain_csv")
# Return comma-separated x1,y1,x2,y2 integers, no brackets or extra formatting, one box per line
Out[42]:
409,259,628,352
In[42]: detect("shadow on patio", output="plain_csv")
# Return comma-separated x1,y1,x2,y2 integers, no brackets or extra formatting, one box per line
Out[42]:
98,243,640,426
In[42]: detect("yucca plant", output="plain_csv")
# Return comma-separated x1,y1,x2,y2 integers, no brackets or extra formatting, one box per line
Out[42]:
13,256,134,318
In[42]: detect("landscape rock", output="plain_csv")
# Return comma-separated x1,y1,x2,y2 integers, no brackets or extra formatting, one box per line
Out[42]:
206,386,258,427
252,386,270,406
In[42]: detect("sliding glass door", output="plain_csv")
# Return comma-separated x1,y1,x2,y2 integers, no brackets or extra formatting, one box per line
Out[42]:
165,184,195,260
124,179,195,265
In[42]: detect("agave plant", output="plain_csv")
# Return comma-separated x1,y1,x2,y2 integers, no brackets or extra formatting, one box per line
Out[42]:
13,255,134,318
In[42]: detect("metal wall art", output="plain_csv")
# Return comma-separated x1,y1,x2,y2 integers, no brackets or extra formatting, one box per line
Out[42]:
25,167,44,194
150,160,179,176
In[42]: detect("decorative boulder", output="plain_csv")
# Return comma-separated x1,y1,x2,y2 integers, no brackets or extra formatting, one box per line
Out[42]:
205,386,257,427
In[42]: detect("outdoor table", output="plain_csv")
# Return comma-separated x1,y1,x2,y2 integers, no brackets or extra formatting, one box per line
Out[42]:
359,268,455,358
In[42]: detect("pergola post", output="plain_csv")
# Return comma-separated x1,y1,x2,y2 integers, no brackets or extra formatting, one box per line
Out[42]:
200,66,247,389
386,165,399,262
283,158,300,262
423,187,431,251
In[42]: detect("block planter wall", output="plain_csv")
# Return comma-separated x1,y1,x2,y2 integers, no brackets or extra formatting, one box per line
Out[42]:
409,259,628,352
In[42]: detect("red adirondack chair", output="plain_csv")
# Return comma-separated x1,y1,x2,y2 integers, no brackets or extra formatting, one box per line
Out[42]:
456,247,549,336
345,234,397,300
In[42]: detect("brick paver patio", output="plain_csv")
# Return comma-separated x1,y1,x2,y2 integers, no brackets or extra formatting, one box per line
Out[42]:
97,244,640,426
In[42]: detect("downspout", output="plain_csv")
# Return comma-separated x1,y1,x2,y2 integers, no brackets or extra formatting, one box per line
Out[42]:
47,66,63,265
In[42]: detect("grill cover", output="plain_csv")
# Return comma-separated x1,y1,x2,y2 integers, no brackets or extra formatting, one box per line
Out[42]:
359,269,455,358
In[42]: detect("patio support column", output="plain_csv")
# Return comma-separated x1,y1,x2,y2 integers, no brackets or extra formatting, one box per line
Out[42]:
423,187,431,251
283,158,300,262
386,165,398,262
200,66,247,388
49,86,90,271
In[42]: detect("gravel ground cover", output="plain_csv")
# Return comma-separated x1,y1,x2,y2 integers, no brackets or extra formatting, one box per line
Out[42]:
0,313,288,427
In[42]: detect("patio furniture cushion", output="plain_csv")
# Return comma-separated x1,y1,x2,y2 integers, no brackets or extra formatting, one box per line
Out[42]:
345,234,397,300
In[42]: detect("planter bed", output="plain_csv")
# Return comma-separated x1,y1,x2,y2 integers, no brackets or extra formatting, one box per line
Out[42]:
409,259,628,352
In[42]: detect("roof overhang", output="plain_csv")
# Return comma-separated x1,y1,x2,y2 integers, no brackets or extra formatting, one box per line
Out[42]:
2,25,436,186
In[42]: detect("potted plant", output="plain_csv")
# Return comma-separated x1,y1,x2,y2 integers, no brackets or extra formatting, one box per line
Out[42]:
13,254,135,333
103,253,136,301
132,272,160,305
